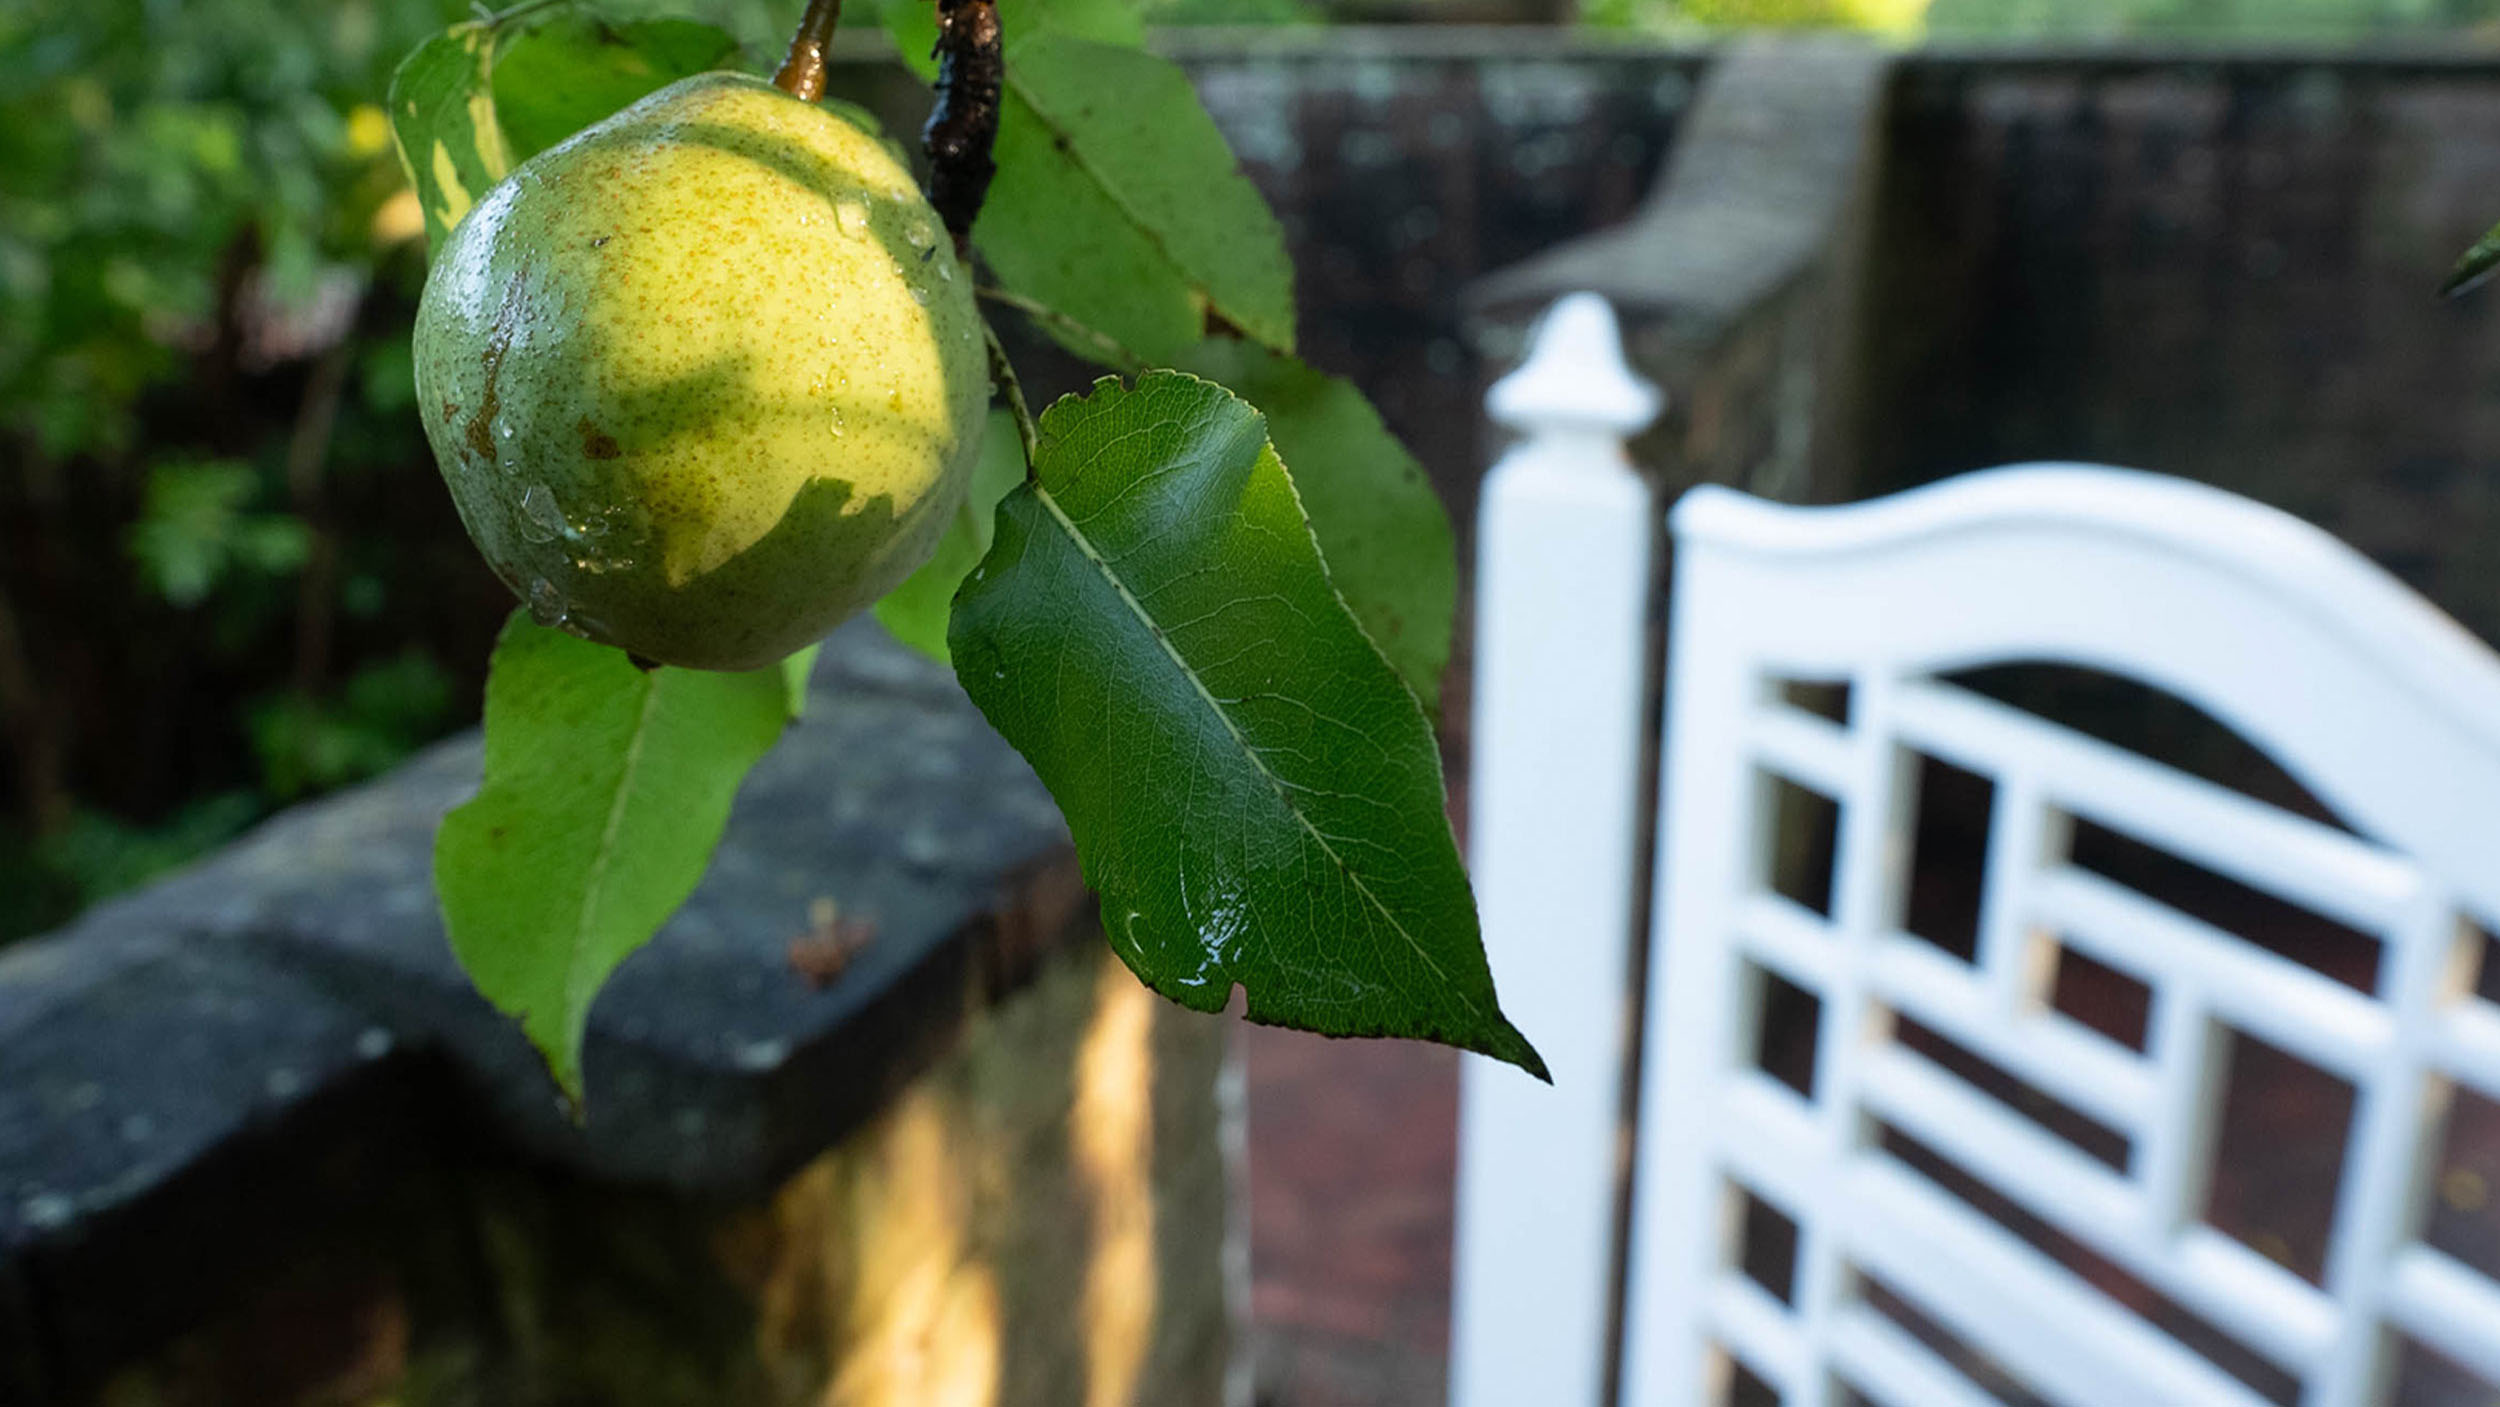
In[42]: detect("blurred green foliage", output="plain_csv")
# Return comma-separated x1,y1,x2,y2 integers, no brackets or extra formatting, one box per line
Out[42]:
0,0,464,459
128,459,313,606
1578,0,1921,31
0,0,500,941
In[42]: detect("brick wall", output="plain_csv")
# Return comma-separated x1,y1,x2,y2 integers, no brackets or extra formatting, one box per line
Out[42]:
1856,53,2500,646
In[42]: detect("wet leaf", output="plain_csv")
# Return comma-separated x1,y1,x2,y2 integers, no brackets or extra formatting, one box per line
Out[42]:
948,373,1543,1075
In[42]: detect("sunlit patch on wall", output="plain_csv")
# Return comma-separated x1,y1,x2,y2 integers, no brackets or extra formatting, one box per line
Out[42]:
1075,959,1159,1407
748,1088,1003,1407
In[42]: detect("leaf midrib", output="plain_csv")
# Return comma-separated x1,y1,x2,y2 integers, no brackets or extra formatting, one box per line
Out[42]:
567,675,663,1021
1025,472,1472,1010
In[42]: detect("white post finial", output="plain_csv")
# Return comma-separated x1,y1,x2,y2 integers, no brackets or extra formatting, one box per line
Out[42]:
1452,292,1659,1407
1486,291,1663,438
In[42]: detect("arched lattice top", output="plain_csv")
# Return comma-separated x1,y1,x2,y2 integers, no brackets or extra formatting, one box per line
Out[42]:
1629,466,2500,1407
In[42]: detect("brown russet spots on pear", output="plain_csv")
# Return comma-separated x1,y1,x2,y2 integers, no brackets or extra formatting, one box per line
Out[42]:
461,274,529,468
578,418,622,460
463,385,498,464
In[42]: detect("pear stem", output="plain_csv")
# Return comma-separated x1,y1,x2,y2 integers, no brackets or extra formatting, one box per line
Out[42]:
923,0,1001,256
772,0,842,101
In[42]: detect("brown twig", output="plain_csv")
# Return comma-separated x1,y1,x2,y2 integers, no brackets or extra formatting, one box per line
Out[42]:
771,0,843,101
976,286,1144,373
984,325,1039,469
923,0,1002,257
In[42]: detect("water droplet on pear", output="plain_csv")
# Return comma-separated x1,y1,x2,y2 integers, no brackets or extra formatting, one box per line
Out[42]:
519,485,566,544
527,577,568,627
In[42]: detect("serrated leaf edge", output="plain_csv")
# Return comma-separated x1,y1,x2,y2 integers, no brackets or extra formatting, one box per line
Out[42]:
1022,381,1487,1031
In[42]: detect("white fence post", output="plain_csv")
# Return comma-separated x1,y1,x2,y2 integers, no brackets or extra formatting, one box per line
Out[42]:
1452,293,1663,1407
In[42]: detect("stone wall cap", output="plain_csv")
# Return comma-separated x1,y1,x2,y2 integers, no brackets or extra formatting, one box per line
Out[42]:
0,620,1080,1256
1466,34,1892,343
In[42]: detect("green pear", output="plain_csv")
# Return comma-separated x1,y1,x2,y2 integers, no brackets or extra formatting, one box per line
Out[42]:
414,72,990,671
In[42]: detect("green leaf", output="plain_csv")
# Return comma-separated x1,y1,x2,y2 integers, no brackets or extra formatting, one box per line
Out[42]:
490,15,745,164
1178,339,1456,713
780,644,822,720
436,614,793,1100
991,36,1294,358
883,1,1292,363
979,88,1204,365
948,373,1544,1077
387,22,512,253
874,409,1032,663
2449,217,2500,298
388,9,746,255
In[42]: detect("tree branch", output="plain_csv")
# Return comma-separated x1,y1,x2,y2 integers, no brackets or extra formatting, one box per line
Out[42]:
923,0,1001,257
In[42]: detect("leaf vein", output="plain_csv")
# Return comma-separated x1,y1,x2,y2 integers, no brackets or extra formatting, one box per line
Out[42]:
1026,478,1471,1008
569,676,662,1021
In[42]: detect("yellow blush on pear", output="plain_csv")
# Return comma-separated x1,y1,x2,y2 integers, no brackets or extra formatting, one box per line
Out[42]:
414,72,990,671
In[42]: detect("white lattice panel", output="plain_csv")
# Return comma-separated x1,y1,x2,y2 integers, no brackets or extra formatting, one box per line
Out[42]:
1624,467,2500,1407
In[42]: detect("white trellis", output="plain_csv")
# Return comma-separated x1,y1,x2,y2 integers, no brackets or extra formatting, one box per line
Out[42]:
1453,293,2500,1407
